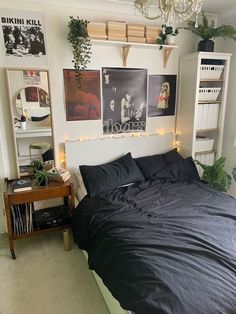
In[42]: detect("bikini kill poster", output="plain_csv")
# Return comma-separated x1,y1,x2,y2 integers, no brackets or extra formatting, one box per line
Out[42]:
102,67,147,134
148,75,177,117
0,9,47,66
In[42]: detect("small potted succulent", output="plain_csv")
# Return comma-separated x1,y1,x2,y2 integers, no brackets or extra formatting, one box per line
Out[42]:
183,11,236,52
156,24,179,49
34,169,49,187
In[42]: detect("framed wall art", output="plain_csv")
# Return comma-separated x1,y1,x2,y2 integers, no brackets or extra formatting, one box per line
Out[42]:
102,67,147,134
148,74,177,117
0,9,48,66
63,69,101,121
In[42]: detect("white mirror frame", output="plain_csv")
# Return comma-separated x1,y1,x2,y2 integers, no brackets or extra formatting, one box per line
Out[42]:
6,68,54,178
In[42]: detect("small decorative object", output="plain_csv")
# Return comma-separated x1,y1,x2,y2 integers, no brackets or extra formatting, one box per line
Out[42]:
196,157,236,192
67,16,92,86
20,114,27,130
183,11,236,52
34,169,48,186
156,25,178,50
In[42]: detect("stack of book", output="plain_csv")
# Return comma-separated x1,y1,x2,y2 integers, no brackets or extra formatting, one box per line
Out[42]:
11,203,33,236
127,24,146,43
47,167,71,182
145,26,161,44
87,22,107,40
13,178,32,192
107,20,127,41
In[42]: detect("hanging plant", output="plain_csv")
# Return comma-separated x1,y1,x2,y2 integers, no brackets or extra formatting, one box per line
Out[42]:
67,16,92,85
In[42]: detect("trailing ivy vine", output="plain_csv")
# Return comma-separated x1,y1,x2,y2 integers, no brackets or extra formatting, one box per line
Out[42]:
67,16,92,86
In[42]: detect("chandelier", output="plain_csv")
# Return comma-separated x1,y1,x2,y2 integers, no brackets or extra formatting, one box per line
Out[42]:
134,0,203,24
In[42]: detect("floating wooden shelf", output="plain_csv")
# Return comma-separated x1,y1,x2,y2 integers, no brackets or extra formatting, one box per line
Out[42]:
198,100,221,104
91,39,178,68
196,128,218,133
195,149,216,155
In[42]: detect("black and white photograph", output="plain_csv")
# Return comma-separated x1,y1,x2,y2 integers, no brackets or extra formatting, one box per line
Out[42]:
148,74,177,117
0,9,47,66
102,67,147,134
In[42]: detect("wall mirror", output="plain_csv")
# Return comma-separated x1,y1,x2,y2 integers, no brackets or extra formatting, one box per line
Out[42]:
7,68,54,178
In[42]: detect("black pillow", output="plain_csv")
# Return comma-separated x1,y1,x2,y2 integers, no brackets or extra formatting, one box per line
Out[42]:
180,157,200,181
135,148,184,180
80,153,145,197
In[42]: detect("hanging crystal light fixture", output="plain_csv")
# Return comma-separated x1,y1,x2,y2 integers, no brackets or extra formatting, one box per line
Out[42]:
134,0,203,24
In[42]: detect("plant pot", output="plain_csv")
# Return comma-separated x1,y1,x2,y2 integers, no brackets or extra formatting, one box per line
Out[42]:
20,121,26,130
37,176,48,187
198,40,215,52
166,35,175,45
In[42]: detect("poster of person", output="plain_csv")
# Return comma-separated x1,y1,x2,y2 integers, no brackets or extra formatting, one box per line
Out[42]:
25,86,38,102
102,67,147,134
63,69,101,121
39,88,50,107
148,75,177,117
23,70,41,85
0,9,47,66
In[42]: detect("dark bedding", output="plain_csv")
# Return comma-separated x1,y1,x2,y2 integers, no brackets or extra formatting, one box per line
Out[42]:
72,179,236,314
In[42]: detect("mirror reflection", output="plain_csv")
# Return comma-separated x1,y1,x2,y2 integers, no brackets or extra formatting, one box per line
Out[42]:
7,69,54,178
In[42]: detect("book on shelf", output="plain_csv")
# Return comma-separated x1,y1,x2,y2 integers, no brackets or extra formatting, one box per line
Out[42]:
10,203,33,236
47,167,71,182
127,36,146,43
13,178,32,192
108,36,127,42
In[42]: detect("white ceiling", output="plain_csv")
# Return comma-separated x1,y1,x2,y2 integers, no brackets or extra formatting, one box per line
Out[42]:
106,0,236,15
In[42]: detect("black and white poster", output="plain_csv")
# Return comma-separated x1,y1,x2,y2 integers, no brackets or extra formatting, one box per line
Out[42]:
103,67,147,134
148,75,177,117
0,9,47,66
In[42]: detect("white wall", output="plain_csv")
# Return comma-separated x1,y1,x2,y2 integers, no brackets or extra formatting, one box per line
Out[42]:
0,0,195,232
217,12,236,197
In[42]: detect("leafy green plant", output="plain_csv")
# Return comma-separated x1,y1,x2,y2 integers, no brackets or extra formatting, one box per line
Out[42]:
156,25,179,50
30,159,43,173
34,169,48,186
67,16,92,85
196,157,236,192
184,11,236,41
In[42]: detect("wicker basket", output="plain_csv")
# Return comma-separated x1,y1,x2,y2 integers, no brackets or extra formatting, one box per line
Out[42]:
198,87,221,101
200,65,224,80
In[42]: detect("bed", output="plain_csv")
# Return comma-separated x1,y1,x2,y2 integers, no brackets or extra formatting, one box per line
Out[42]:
65,135,236,314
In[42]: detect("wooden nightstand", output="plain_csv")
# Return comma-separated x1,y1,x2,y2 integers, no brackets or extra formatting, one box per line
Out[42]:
3,179,75,259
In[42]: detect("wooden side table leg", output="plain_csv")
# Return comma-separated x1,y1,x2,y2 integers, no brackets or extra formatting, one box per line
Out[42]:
63,228,72,251
4,193,16,259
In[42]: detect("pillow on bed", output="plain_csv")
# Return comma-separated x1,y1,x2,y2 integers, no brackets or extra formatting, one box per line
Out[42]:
135,148,184,180
80,152,145,197
180,156,200,181
74,170,88,202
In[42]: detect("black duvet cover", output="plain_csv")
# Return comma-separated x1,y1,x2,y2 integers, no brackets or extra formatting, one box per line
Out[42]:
72,179,236,314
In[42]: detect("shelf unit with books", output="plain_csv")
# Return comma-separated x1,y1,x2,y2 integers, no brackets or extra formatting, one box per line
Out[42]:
176,52,231,175
3,179,75,259
91,39,177,68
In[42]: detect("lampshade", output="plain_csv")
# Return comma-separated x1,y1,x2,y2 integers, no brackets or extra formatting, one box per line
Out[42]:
134,0,203,24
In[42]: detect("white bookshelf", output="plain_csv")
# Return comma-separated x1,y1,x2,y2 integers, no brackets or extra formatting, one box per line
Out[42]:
176,52,231,172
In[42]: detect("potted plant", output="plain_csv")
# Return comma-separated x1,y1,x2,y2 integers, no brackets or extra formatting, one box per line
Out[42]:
34,169,49,187
196,157,236,192
183,11,236,52
156,25,179,50
19,114,27,130
30,159,43,173
67,16,92,85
